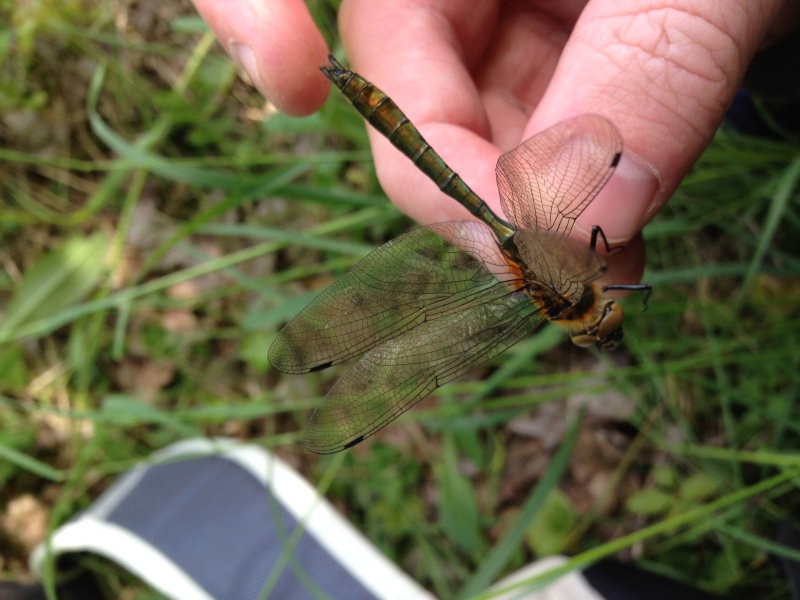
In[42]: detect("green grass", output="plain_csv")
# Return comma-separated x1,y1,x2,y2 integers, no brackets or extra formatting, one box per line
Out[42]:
2,2,800,599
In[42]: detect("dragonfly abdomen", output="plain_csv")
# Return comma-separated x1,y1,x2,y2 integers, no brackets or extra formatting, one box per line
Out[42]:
322,56,515,244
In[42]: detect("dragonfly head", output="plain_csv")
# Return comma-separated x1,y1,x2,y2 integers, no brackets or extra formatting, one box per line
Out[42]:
569,300,625,351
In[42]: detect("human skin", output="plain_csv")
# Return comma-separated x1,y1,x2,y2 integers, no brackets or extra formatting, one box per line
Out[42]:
192,0,799,285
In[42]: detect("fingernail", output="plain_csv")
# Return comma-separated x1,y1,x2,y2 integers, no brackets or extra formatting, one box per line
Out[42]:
575,153,660,243
229,41,265,94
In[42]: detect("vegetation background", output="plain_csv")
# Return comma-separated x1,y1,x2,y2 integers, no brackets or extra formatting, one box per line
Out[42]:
1,1,800,598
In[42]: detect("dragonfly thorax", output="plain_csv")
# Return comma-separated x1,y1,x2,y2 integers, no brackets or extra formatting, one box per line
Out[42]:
569,299,625,351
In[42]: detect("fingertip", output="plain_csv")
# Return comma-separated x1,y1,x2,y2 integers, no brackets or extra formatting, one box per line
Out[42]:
254,39,331,117
602,232,647,290
194,0,330,116
575,153,660,244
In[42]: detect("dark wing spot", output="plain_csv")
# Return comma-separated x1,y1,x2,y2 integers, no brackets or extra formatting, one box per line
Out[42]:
416,244,441,262
309,361,333,372
449,251,477,272
344,435,365,450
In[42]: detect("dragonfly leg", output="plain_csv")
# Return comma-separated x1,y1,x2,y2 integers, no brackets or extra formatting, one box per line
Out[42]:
589,225,625,254
591,225,651,309
601,283,652,310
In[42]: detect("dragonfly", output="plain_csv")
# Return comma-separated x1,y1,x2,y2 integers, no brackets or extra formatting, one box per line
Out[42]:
269,55,650,454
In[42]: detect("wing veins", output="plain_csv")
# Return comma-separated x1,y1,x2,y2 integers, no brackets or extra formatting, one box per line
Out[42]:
303,290,543,453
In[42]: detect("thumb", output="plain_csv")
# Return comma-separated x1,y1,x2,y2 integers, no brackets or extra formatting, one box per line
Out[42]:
530,0,786,243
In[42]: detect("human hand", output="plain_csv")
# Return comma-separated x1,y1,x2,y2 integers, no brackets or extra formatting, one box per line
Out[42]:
192,0,799,284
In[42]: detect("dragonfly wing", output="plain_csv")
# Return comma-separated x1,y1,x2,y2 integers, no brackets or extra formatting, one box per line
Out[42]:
513,228,607,303
269,222,515,374
303,290,543,454
496,115,621,236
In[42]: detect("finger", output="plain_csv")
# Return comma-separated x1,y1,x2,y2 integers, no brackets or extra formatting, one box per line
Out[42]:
527,0,786,243
602,232,647,291
338,0,506,225
193,0,329,116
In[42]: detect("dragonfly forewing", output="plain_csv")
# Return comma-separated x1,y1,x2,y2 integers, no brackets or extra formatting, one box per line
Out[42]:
268,222,520,374
496,115,621,236
303,289,543,454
